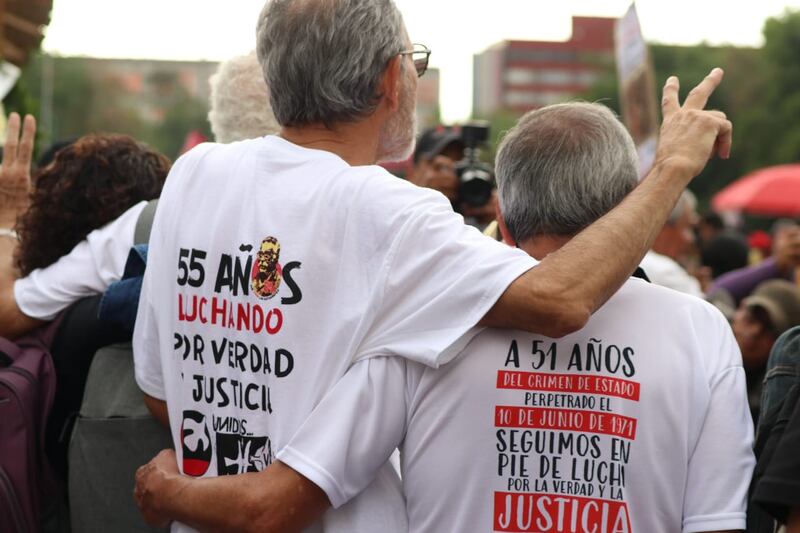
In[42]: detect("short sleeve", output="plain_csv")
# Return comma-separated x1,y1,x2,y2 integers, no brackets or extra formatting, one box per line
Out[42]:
682,319,755,533
14,201,147,320
132,257,166,400
131,143,217,400
356,185,536,367
277,356,408,508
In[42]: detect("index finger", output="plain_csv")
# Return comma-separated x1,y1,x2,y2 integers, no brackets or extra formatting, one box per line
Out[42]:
683,68,724,110
15,115,36,170
661,76,680,117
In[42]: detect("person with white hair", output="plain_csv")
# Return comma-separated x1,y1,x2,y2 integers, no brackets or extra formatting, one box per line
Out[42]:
131,0,735,529
208,51,279,144
640,189,704,296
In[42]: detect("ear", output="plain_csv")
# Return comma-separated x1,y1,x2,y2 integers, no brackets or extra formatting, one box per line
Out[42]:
380,55,403,112
496,203,516,246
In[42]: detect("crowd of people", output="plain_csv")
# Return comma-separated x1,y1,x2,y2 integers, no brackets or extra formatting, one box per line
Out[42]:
3,0,800,532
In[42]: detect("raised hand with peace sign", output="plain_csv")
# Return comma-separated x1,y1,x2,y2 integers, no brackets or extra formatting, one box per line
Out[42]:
654,68,733,180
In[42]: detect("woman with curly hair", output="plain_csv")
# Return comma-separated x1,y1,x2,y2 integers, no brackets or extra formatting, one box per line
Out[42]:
0,124,171,486
15,133,170,276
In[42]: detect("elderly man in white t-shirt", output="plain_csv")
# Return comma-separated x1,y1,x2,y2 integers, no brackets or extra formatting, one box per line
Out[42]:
272,103,755,533
169,102,753,533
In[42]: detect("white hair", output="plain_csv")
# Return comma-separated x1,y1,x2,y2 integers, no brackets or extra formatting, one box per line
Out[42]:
208,51,279,143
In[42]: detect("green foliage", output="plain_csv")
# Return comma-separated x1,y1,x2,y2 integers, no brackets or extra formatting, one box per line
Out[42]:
2,76,43,160
577,10,800,211
472,109,524,163
16,53,211,161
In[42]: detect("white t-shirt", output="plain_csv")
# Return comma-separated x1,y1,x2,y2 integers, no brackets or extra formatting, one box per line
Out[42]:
14,200,147,320
132,136,536,531
282,277,755,533
640,250,703,297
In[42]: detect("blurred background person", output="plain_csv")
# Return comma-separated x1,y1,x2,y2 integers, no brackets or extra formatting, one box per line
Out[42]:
0,122,172,486
696,211,726,248
698,228,750,292
406,126,497,228
208,50,278,144
640,189,704,297
709,219,800,305
14,135,168,277
731,279,800,422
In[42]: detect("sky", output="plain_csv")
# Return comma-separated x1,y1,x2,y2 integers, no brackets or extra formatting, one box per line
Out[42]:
42,0,800,122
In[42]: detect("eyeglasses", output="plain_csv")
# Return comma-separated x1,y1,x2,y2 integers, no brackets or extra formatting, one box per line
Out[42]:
398,43,431,78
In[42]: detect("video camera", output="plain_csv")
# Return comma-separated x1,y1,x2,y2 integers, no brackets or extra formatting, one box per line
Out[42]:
454,121,494,208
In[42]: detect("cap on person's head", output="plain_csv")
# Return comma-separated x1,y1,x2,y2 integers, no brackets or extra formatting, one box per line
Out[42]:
743,279,800,336
413,127,464,165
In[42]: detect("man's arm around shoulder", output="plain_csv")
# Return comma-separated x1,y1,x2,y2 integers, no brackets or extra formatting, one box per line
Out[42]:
138,396,329,532
483,70,733,338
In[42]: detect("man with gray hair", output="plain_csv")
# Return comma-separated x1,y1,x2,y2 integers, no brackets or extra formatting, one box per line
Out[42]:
640,189,704,296
133,0,735,530
180,102,752,532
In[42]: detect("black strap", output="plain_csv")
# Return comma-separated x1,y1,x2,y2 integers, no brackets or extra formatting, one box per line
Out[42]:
632,267,650,282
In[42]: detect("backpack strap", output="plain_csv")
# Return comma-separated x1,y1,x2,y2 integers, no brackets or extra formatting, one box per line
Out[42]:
0,313,64,364
134,199,159,246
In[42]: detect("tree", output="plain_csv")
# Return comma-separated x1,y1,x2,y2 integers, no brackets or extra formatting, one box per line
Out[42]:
18,54,212,160
580,43,765,209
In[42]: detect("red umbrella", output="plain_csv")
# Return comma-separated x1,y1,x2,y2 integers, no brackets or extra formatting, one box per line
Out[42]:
712,164,800,217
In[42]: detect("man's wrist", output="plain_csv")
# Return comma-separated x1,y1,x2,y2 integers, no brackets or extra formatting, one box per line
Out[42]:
153,468,189,518
649,155,697,186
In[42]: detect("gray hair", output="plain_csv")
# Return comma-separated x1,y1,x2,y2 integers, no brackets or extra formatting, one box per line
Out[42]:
496,102,639,241
256,0,407,127
208,51,280,143
666,189,697,225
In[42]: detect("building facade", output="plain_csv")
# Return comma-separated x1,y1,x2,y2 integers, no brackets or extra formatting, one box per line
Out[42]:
473,17,615,116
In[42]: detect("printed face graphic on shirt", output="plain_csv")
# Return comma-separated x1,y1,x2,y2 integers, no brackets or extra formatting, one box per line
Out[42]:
215,433,273,475
181,410,212,477
251,237,282,300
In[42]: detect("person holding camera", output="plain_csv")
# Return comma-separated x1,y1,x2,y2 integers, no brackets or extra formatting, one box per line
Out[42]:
407,126,497,227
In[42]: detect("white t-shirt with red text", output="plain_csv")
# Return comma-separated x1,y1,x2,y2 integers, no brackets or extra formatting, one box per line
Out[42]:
132,136,536,532
281,277,755,533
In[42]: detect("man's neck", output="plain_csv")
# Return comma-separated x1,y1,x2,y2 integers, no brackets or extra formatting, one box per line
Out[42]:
280,120,382,167
518,234,573,261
